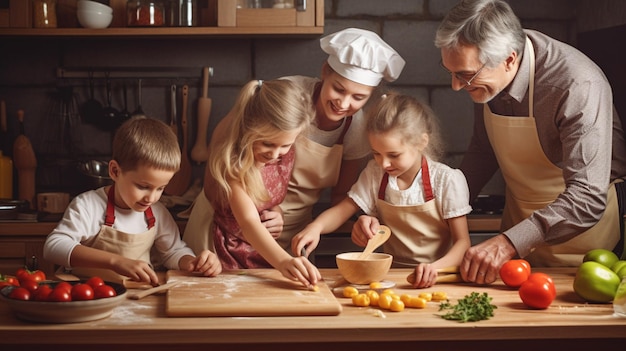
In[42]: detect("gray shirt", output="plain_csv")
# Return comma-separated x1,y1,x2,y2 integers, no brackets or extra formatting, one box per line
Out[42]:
461,29,626,257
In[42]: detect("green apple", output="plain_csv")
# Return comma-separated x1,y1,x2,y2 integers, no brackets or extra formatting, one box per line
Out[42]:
612,260,626,273
573,261,621,303
617,265,626,280
583,248,619,268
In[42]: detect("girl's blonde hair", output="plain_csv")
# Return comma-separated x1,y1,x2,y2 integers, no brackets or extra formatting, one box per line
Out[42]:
366,92,444,161
209,79,313,206
112,116,181,172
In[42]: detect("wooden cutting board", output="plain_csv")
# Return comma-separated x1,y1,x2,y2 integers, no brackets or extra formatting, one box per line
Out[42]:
165,269,342,317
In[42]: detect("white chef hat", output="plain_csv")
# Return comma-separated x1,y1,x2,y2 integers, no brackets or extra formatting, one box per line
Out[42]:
320,28,406,86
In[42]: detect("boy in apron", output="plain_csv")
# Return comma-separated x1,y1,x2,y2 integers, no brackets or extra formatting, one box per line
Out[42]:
435,0,626,284
292,93,472,288
44,117,222,286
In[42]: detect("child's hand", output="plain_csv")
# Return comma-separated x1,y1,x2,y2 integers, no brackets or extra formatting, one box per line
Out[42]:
409,263,437,288
277,256,321,289
113,257,160,286
260,207,283,239
291,225,322,258
351,215,380,247
180,251,222,277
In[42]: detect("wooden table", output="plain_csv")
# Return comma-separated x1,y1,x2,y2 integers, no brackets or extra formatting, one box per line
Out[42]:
1,268,625,351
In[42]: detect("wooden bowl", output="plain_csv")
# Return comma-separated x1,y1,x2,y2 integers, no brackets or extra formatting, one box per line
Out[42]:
336,252,393,285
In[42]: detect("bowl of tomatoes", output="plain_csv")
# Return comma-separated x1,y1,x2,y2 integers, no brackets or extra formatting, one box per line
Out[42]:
0,277,126,323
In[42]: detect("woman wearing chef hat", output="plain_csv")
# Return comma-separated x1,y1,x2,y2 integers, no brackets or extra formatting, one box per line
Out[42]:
277,28,406,255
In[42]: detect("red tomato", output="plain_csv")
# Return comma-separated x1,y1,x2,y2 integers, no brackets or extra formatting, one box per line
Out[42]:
94,284,117,299
15,268,46,284
33,284,53,301
499,259,532,287
8,287,31,301
20,279,40,294
518,272,557,309
86,276,105,289
71,283,95,301
49,286,72,302
54,281,73,293
0,275,20,289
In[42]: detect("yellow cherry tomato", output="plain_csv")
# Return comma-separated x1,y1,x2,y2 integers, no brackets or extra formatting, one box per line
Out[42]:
431,291,448,302
352,293,370,307
378,293,393,309
365,290,380,306
343,286,359,298
400,294,412,305
418,292,432,302
407,297,427,309
389,299,405,312
382,288,395,295
369,281,382,289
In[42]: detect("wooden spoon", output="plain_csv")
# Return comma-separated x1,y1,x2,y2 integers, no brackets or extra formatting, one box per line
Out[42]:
357,225,391,259
127,281,180,300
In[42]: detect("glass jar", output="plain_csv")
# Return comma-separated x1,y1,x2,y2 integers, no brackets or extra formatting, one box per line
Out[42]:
32,0,57,28
179,0,197,27
127,0,165,27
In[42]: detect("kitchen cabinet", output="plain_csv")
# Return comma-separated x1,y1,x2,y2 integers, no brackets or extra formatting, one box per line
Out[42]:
0,223,58,276
0,0,324,37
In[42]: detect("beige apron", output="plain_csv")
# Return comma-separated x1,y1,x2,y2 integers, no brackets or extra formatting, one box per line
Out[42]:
376,156,452,267
68,185,157,283
484,37,619,266
278,117,352,250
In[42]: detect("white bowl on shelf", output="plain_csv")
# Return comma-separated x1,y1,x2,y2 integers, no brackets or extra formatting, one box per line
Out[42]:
77,0,113,14
77,9,113,29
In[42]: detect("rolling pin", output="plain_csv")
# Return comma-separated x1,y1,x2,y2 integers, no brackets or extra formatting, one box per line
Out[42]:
191,66,212,164
12,110,37,209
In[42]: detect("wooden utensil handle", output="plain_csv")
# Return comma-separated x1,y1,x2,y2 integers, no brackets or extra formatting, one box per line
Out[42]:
202,66,209,98
127,281,180,300
181,85,188,147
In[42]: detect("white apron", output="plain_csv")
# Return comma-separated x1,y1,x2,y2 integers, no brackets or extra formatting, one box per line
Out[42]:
376,156,452,267
278,117,352,250
484,37,619,266
68,185,157,283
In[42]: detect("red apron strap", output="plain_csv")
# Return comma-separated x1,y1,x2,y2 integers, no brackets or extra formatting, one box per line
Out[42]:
105,185,116,227
422,156,434,201
104,184,155,229
378,157,433,202
378,173,389,200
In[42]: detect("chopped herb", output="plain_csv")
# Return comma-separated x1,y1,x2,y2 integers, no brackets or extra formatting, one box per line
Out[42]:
437,292,497,322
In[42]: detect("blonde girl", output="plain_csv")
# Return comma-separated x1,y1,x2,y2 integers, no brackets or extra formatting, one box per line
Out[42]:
185,79,320,288
293,93,472,288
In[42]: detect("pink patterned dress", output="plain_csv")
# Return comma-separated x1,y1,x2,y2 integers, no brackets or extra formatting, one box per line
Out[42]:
212,147,295,269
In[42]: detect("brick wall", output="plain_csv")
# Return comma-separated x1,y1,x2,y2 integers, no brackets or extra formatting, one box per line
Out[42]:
0,0,620,196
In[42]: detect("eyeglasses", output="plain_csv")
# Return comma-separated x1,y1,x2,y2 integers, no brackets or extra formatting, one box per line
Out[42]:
439,60,486,87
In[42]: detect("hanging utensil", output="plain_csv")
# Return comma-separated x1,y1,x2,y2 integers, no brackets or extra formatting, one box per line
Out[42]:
80,71,103,126
117,81,132,127
169,84,177,136
132,78,145,118
12,110,37,209
102,72,120,130
164,85,192,196
191,66,212,164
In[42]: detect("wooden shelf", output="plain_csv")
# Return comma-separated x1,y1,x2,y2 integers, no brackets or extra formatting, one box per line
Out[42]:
0,26,323,37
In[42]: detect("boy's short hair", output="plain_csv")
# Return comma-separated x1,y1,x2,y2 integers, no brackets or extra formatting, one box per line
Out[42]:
112,116,181,172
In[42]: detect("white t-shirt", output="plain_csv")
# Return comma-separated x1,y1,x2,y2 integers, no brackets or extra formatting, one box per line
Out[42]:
348,158,473,219
43,187,194,269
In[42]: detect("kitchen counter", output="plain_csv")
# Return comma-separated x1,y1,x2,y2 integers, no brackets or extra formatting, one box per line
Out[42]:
1,268,624,351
